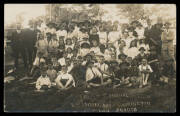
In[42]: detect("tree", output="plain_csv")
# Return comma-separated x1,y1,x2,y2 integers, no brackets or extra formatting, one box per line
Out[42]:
116,4,145,22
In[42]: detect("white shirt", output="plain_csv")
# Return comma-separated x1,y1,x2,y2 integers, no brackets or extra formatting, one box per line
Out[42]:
56,30,67,40
122,36,135,50
95,63,109,77
36,75,51,90
108,31,121,44
104,48,116,61
67,31,78,39
139,64,153,73
135,27,145,40
78,31,89,41
48,40,59,49
78,48,90,57
126,47,139,59
67,53,73,59
97,31,108,45
86,67,102,82
36,39,48,51
58,58,66,66
90,47,101,55
67,63,74,73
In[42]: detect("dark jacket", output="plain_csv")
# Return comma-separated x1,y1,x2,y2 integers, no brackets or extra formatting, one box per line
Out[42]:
10,30,24,50
22,28,38,49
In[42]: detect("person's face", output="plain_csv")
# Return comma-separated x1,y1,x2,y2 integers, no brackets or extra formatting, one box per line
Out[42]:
120,41,126,47
73,37,78,43
140,50,144,54
48,65,53,70
108,21,112,26
16,25,21,30
92,28,97,33
61,66,67,73
99,57,105,64
88,62,94,67
78,58,83,64
131,41,136,47
147,21,151,26
123,32,129,38
66,39,72,45
121,56,126,61
132,23,136,28
113,26,118,31
67,48,72,53
92,40,98,47
52,57,57,62
65,59,71,65
142,59,147,65
137,26,142,29
141,39,145,44
59,39,64,45
99,27,104,32
86,55,92,61
112,54,116,59
128,31,133,36
42,72,46,77
165,24,170,29
127,57,132,63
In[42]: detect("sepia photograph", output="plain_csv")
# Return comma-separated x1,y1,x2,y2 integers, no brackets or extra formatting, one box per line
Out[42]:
4,4,176,112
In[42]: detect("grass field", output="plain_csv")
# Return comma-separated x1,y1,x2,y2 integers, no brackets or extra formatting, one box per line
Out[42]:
4,49,176,112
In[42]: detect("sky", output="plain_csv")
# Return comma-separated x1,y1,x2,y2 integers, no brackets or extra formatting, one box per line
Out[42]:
4,4,176,27
4,4,47,27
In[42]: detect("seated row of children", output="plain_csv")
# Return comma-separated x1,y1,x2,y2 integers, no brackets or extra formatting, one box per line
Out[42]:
33,49,155,92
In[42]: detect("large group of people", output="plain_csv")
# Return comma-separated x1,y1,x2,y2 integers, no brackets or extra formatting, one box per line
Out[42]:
8,18,176,91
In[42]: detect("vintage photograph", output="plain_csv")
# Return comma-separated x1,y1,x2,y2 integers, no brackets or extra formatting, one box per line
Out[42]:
4,4,176,112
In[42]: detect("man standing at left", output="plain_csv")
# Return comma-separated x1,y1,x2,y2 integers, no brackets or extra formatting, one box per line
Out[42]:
10,23,27,70
23,20,39,70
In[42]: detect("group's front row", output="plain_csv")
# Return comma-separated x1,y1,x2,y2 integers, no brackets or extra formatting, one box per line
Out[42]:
35,54,153,92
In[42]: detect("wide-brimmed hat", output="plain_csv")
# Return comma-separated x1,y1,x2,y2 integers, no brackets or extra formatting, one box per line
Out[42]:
118,54,127,59
130,20,139,25
139,47,146,51
46,22,56,27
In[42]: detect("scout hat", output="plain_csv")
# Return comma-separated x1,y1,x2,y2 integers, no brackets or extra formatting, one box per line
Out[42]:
139,47,146,51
